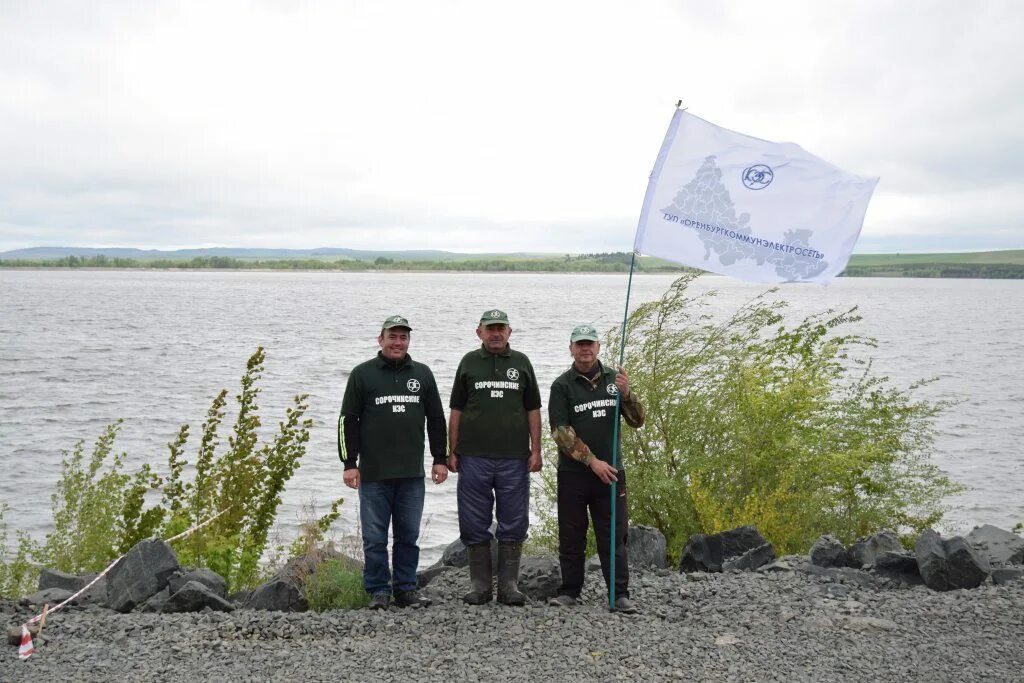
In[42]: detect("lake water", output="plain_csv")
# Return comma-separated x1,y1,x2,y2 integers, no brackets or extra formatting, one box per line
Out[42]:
1,270,1022,565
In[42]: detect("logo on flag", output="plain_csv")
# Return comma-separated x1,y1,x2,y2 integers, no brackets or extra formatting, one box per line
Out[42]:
633,110,878,284
742,164,774,190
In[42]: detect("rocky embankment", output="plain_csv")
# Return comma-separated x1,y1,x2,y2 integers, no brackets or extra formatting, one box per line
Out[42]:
3,525,1023,681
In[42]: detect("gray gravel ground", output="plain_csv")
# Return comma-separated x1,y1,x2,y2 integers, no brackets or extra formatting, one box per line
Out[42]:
4,565,1023,682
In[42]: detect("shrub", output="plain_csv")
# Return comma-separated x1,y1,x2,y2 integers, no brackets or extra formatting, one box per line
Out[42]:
535,274,962,559
0,504,37,598
303,559,367,611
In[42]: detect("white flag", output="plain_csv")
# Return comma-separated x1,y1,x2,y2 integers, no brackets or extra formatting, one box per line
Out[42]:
634,110,878,284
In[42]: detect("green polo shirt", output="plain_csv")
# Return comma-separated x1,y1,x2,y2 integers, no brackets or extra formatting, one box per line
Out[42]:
449,344,542,459
340,352,444,482
549,361,638,472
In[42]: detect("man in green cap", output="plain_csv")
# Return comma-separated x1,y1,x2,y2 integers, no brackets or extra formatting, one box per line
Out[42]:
547,323,645,613
448,309,542,605
339,315,449,610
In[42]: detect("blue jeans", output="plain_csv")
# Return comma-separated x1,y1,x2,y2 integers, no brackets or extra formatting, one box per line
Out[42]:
457,455,530,546
359,477,425,595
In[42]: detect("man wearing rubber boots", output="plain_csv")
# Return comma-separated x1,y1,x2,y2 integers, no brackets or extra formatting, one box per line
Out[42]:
339,315,449,610
448,309,542,606
548,324,645,613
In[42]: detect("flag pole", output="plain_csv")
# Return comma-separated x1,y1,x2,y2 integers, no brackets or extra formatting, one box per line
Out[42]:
608,100,684,610
608,249,636,610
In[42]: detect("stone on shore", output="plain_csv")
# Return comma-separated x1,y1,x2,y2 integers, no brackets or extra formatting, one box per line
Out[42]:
37,568,107,604
105,539,181,613
915,529,990,591
809,535,849,568
163,580,235,613
723,543,775,571
244,578,308,612
23,587,75,607
627,525,668,568
168,567,228,599
518,556,561,601
965,524,1024,566
848,530,904,568
679,526,769,573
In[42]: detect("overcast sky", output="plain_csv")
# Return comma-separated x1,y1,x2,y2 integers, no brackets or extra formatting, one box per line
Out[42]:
1,1,1021,254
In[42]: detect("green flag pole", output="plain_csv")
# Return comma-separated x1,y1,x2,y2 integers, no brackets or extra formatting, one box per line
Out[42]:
608,249,636,610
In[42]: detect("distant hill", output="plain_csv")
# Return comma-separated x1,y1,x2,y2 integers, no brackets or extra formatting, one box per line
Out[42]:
0,246,548,262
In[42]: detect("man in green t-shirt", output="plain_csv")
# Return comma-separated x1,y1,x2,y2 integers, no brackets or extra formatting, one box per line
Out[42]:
448,309,542,605
339,315,448,610
547,324,645,613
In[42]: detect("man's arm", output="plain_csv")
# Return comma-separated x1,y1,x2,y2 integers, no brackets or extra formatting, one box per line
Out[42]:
424,370,448,484
551,424,618,485
340,416,361,489
447,408,462,472
527,409,542,472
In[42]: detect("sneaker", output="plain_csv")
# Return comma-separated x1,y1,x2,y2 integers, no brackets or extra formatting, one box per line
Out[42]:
394,589,432,608
368,592,391,610
613,596,638,614
548,594,577,607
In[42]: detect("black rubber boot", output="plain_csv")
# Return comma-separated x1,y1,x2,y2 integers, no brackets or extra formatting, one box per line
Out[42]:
497,541,526,606
462,543,493,605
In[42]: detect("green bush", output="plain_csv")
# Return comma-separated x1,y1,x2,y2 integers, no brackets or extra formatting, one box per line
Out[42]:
535,274,962,559
303,559,367,611
0,504,37,598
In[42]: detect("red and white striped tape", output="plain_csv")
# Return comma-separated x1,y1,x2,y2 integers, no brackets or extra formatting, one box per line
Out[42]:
17,507,230,659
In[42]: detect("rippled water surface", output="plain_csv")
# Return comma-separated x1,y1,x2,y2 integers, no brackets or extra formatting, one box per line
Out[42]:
2,270,1022,563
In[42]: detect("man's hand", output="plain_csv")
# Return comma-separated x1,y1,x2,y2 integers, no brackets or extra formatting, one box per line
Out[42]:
527,451,543,472
431,463,449,484
589,457,619,485
343,468,361,489
614,368,632,398
447,452,459,473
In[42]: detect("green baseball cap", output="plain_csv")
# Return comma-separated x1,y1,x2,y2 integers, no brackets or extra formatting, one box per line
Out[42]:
570,324,600,342
479,309,510,326
382,314,412,331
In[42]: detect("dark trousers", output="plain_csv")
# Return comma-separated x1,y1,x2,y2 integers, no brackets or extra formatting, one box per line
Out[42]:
359,477,425,595
557,469,629,598
457,455,530,546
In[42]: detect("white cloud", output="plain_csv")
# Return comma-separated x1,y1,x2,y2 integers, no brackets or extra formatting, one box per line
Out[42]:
1,0,1022,252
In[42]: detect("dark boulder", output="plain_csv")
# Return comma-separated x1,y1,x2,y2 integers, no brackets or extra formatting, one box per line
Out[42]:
991,567,1024,586
105,539,181,613
809,535,849,568
848,530,903,568
439,536,498,569
915,529,990,591
163,580,235,613
37,568,106,604
518,556,561,601
168,567,228,599
627,525,668,568
723,543,776,571
965,525,1024,566
679,526,768,573
138,587,171,613
417,563,452,589
23,587,74,606
245,578,308,612
872,551,922,585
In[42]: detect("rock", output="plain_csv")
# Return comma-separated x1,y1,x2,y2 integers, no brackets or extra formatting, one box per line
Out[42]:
163,580,235,613
138,587,171,613
518,556,561,601
168,568,228,598
627,525,667,568
991,567,1023,585
105,538,181,613
37,568,106,604
915,529,990,591
23,587,74,606
679,526,768,573
872,551,922,585
848,530,903,568
416,563,449,588
965,525,1024,566
245,578,308,612
277,545,362,585
723,543,775,571
809,535,849,568
585,555,602,573
229,589,253,605
439,536,498,569
7,623,40,646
